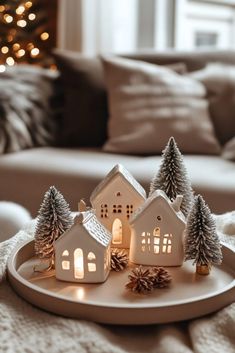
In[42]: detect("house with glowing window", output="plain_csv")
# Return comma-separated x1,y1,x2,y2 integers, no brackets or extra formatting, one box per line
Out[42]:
129,190,186,266
90,164,146,249
55,211,112,283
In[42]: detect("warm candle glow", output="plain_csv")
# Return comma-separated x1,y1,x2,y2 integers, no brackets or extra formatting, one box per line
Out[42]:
0,5,5,12
75,287,85,301
74,249,84,279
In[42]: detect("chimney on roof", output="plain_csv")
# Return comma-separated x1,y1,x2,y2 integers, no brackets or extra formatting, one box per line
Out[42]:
78,199,87,212
171,195,183,213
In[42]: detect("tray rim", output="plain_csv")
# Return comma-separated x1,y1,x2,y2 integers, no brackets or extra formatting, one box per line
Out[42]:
7,239,235,324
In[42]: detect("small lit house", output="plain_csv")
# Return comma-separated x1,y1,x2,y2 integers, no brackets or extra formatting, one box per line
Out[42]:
55,211,112,283
129,190,186,266
90,164,146,249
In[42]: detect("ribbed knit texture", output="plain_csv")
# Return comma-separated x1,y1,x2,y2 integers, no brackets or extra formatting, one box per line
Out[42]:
0,214,234,353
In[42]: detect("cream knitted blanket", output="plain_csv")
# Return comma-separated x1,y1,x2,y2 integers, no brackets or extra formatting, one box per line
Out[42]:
0,215,235,353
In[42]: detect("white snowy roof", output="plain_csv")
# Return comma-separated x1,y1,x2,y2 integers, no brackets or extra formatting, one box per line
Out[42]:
90,164,146,202
129,189,186,225
56,210,112,248
82,211,112,247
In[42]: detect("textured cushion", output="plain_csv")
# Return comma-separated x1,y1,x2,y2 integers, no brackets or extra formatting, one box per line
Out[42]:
0,65,57,154
102,56,220,155
190,63,235,145
53,50,187,148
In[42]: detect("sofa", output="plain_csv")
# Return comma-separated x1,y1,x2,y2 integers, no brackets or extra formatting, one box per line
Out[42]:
0,50,235,217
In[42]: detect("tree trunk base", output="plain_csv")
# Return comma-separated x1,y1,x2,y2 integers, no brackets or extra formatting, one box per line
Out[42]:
196,264,210,275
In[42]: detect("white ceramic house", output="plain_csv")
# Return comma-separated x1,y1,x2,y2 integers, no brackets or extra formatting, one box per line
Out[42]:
55,211,112,283
129,190,186,266
90,164,146,249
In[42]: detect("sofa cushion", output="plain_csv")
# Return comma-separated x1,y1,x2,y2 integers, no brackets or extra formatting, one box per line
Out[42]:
0,65,57,154
54,50,235,149
53,50,187,148
54,50,109,147
190,63,235,145
102,56,220,155
0,147,234,216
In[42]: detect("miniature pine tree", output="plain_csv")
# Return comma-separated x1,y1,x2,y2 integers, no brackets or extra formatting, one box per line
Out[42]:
149,137,194,217
34,186,73,270
184,194,222,275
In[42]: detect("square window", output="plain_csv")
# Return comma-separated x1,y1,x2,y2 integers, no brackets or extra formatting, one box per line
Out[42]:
62,261,70,270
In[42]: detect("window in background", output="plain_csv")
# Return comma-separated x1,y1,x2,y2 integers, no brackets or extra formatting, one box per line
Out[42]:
57,0,235,54
174,0,235,50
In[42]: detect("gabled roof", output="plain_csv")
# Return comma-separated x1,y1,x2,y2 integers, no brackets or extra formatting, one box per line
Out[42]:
90,164,146,202
82,211,111,247
56,210,112,248
129,189,186,226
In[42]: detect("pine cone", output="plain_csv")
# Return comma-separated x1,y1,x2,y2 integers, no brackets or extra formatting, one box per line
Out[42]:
150,267,172,288
125,266,154,294
111,249,128,271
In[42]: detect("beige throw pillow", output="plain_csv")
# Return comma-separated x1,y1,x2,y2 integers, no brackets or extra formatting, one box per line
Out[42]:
190,63,235,145
102,56,220,155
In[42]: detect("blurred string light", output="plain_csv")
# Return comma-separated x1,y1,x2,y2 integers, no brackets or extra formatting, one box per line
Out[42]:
17,20,27,27
1,46,9,54
28,13,36,20
41,32,49,40
30,47,39,57
13,43,20,51
16,49,25,58
25,2,33,9
6,56,14,65
0,0,53,69
4,14,13,23
16,6,25,15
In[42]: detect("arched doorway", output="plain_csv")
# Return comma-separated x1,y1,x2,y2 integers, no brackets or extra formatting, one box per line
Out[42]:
74,248,84,279
112,218,122,245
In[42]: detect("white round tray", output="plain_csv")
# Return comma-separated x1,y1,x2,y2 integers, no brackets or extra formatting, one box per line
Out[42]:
7,240,235,325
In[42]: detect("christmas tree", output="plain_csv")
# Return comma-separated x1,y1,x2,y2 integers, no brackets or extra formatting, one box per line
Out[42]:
149,137,194,217
184,194,222,275
0,0,57,71
34,186,73,270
